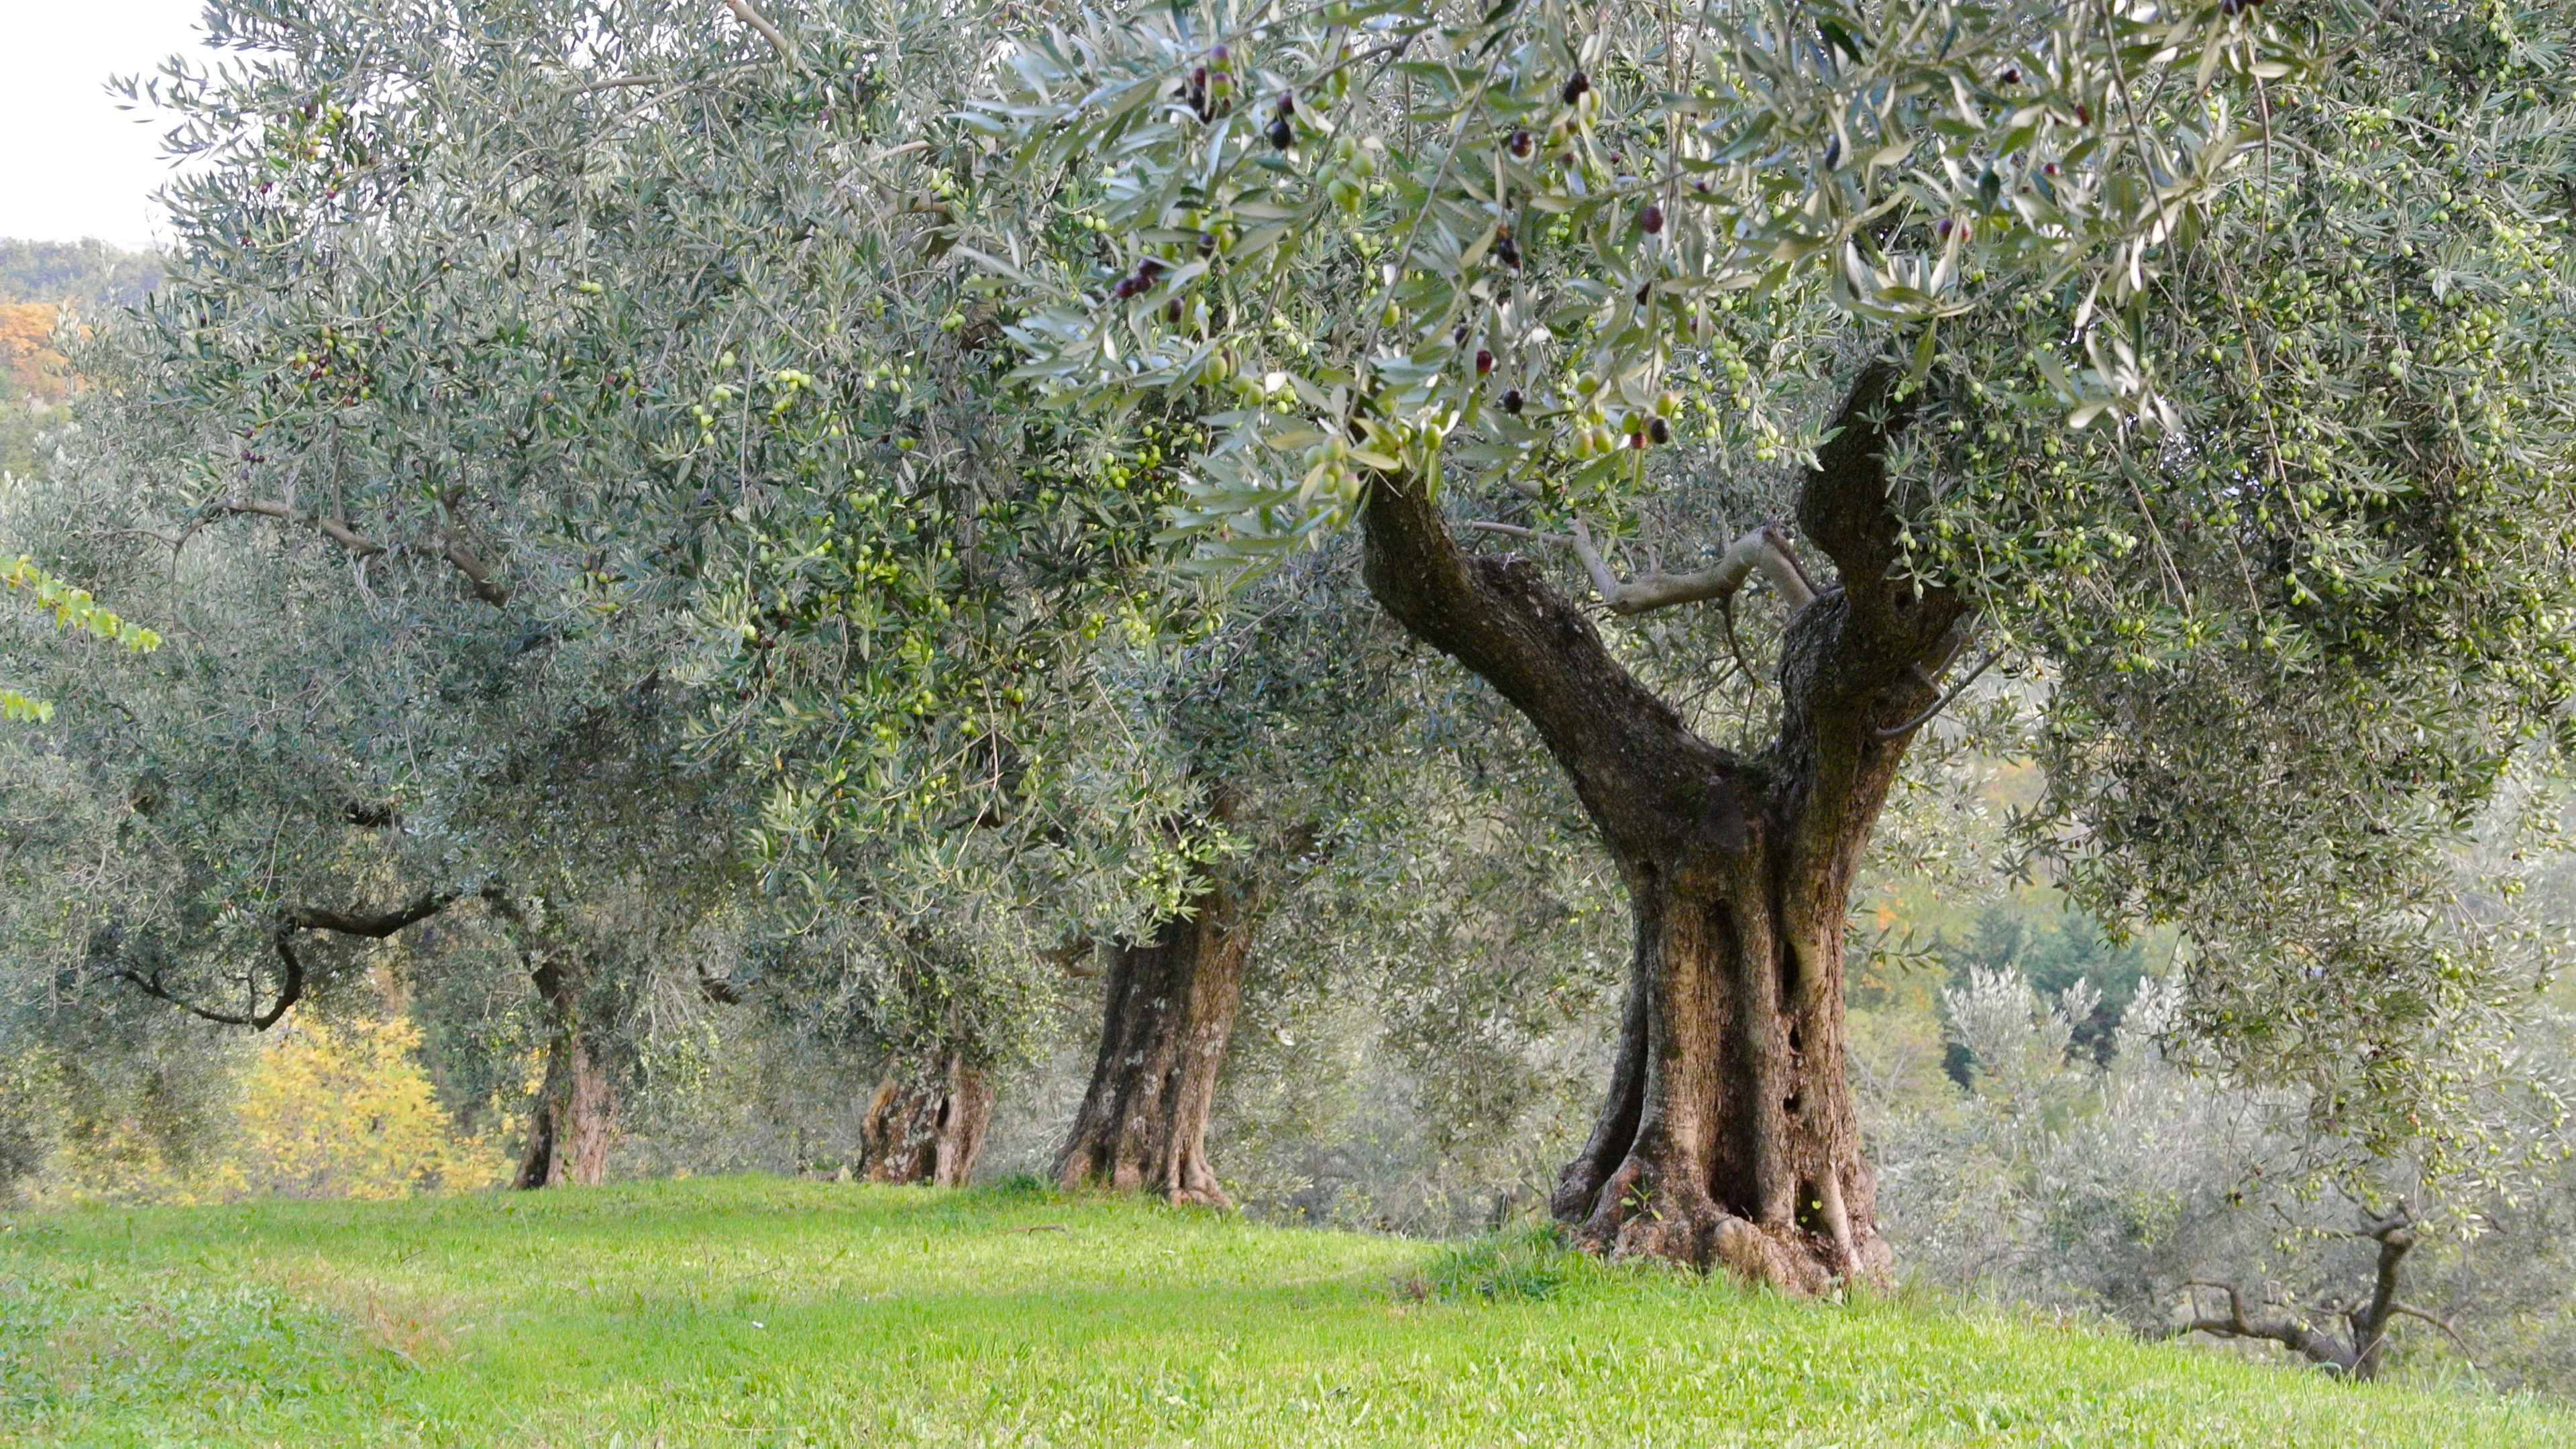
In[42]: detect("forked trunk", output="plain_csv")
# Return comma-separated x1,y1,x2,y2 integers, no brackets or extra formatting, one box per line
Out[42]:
856,1047,993,1186
1055,876,1254,1207
515,958,617,1189
1355,364,1955,1289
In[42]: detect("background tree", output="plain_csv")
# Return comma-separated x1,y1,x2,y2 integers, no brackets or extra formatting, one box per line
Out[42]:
0,0,786,1187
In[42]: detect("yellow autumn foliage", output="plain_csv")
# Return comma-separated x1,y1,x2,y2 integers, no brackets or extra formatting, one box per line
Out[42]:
217,1014,512,1199
0,302,70,403
44,1013,511,1205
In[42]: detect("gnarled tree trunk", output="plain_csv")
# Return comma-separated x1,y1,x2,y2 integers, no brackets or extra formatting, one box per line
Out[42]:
1356,364,1958,1289
855,1047,993,1186
515,957,618,1189
1543,800,1888,1291
1055,873,1256,1207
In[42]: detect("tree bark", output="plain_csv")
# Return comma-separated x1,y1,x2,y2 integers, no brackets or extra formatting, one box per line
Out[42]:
514,958,618,1189
1354,363,1958,1289
1054,873,1256,1207
855,1046,994,1187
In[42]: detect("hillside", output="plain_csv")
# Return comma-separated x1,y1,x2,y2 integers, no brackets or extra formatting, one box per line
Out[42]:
0,239,160,311
2,1179,2564,1447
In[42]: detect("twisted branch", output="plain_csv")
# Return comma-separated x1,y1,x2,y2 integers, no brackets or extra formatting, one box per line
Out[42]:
109,883,504,1029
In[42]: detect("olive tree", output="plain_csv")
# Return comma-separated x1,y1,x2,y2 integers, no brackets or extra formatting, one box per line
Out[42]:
5,0,813,1185
969,0,2576,1286
51,0,1426,1196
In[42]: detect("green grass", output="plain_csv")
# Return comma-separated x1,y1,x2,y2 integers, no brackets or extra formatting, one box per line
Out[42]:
1,1176,2563,1446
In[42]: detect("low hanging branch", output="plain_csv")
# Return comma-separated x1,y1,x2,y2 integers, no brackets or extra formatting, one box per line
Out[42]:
2174,1208,2461,1381
109,883,504,1030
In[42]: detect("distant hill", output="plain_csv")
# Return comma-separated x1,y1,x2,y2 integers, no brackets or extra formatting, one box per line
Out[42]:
0,303,72,405
0,237,162,313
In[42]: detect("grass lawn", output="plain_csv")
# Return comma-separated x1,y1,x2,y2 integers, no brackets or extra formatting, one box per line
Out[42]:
1,1175,2563,1446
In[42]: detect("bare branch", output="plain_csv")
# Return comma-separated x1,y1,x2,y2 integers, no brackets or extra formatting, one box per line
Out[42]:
288,887,473,938
217,498,383,557
211,498,509,606
109,883,501,1029
720,0,801,68
1483,516,1816,617
1461,520,1571,545
572,74,673,93
2178,1279,2357,1373
2387,1302,2476,1364
2181,1279,2257,1334
435,530,511,605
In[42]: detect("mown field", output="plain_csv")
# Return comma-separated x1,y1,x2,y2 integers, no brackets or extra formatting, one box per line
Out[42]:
1,1176,2563,1447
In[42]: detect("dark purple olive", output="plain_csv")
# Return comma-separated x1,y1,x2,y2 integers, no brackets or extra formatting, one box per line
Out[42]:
1267,116,1293,150
1640,203,1664,235
1509,128,1532,158
1648,416,1670,445
1501,388,1523,415
1562,71,1589,105
1474,348,1494,375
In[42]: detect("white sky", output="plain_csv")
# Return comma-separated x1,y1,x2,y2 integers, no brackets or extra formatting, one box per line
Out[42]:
0,0,224,249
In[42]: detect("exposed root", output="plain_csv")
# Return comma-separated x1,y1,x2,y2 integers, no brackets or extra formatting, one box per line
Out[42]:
1567,1155,1874,1296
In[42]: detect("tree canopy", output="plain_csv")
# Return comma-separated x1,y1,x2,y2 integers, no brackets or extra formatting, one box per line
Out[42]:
967,0,2576,1216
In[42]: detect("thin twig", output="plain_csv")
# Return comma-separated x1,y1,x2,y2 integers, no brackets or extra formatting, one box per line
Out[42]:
1874,649,1999,739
